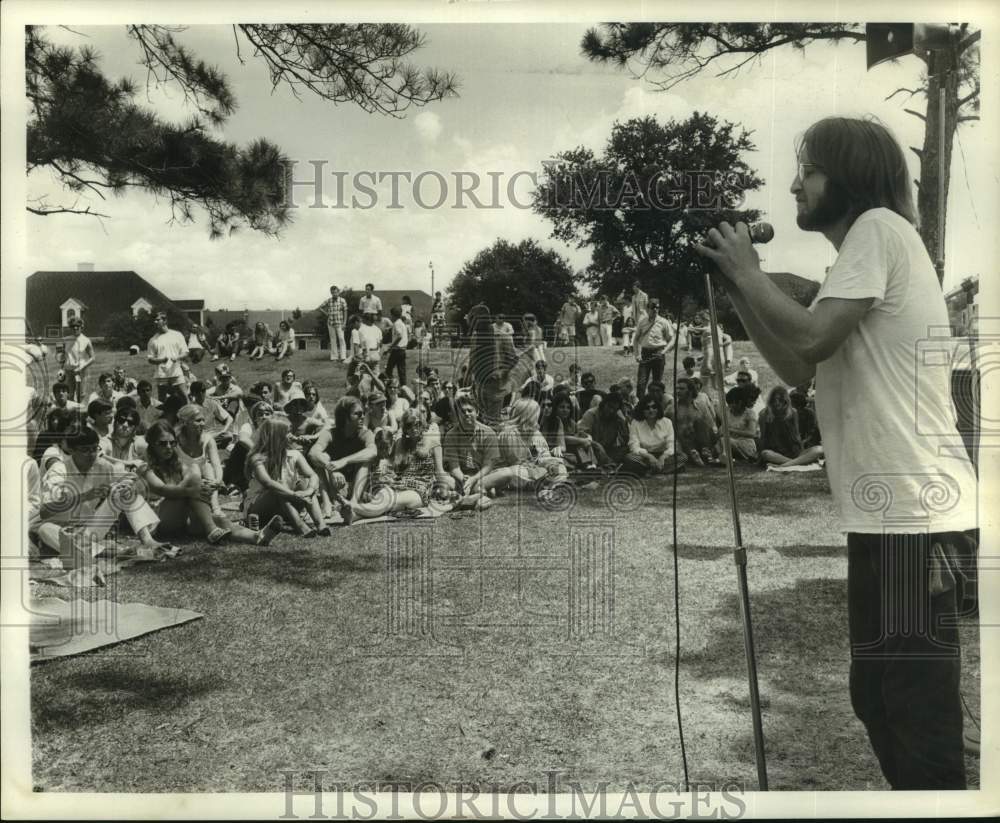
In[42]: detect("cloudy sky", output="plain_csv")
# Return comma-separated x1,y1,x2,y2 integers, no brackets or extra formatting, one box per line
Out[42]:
22,17,994,310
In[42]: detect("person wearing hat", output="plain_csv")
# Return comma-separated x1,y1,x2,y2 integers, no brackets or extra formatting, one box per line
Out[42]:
34,426,167,565
632,299,675,399
363,391,396,437
207,363,245,422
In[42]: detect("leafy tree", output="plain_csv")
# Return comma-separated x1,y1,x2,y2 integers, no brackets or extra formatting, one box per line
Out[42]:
533,113,762,313
26,24,458,236
447,239,578,327
581,23,981,283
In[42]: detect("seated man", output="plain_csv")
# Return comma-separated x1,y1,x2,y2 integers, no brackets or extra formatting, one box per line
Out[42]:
189,380,235,450
674,377,719,466
87,371,122,406
33,427,165,566
520,359,555,404
308,396,377,520
443,395,516,495
133,379,163,433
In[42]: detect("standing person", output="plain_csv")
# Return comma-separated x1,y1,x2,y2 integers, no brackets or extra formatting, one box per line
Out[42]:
358,283,382,317
355,313,384,375
522,314,545,363
431,290,447,346
147,312,190,402
274,320,296,361
630,281,649,322
557,297,581,346
400,295,414,332
322,285,349,363
632,299,674,398
694,116,979,790
386,306,409,385
63,317,95,402
597,295,619,347
583,301,601,348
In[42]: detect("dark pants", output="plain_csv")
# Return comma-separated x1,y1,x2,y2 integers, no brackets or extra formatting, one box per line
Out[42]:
386,347,407,385
636,348,665,397
847,531,974,790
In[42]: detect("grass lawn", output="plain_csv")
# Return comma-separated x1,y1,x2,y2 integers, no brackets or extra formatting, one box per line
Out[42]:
29,341,981,792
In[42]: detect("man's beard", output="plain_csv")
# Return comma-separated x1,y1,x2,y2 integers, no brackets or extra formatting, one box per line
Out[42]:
797,181,851,231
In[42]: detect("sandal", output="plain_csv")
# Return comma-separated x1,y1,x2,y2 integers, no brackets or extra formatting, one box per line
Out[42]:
207,527,231,544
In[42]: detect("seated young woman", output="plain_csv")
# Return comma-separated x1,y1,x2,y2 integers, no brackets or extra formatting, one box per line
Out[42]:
176,404,225,516
345,409,488,521
308,396,377,522
497,398,569,499
245,416,329,537
758,386,825,468
540,388,598,472
622,395,686,476
140,421,282,546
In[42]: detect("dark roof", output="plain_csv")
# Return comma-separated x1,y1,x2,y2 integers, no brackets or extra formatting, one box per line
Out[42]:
26,270,189,336
314,289,433,320
173,299,205,310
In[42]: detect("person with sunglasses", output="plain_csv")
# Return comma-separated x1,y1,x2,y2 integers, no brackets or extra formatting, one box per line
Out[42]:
63,318,95,402
308,396,377,524
622,396,686,476
141,421,282,546
104,408,147,470
36,426,166,564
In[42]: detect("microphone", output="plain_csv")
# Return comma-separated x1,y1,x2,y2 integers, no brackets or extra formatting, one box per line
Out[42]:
749,222,774,244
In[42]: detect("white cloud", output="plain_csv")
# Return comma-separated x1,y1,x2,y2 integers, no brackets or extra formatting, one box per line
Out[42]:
414,111,443,144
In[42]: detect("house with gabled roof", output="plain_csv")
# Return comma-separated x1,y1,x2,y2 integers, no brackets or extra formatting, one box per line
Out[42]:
26,264,202,339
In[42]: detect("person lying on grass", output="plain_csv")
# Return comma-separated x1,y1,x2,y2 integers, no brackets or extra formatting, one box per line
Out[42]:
140,421,281,547
623,396,686,476
757,386,824,468
309,396,377,523
344,410,490,523
245,416,329,537
724,384,761,462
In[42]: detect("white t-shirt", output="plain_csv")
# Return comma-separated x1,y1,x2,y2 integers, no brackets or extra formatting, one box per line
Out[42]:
392,318,409,348
812,208,977,533
358,323,383,359
147,329,189,382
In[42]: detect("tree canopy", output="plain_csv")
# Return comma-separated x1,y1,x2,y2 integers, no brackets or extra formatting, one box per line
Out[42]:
26,24,458,237
581,23,981,281
533,112,762,311
447,239,578,326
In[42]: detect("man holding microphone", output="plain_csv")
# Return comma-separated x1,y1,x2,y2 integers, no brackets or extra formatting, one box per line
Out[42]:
694,116,978,790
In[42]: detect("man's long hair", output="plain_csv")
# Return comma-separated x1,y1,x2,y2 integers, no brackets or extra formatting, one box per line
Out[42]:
799,117,918,227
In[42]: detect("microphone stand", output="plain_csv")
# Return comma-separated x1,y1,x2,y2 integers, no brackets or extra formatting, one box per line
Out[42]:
703,271,769,791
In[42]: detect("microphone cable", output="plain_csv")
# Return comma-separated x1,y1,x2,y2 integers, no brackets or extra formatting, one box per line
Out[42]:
669,292,689,791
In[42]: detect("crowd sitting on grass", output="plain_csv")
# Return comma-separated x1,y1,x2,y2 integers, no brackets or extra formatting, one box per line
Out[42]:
25,306,824,569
